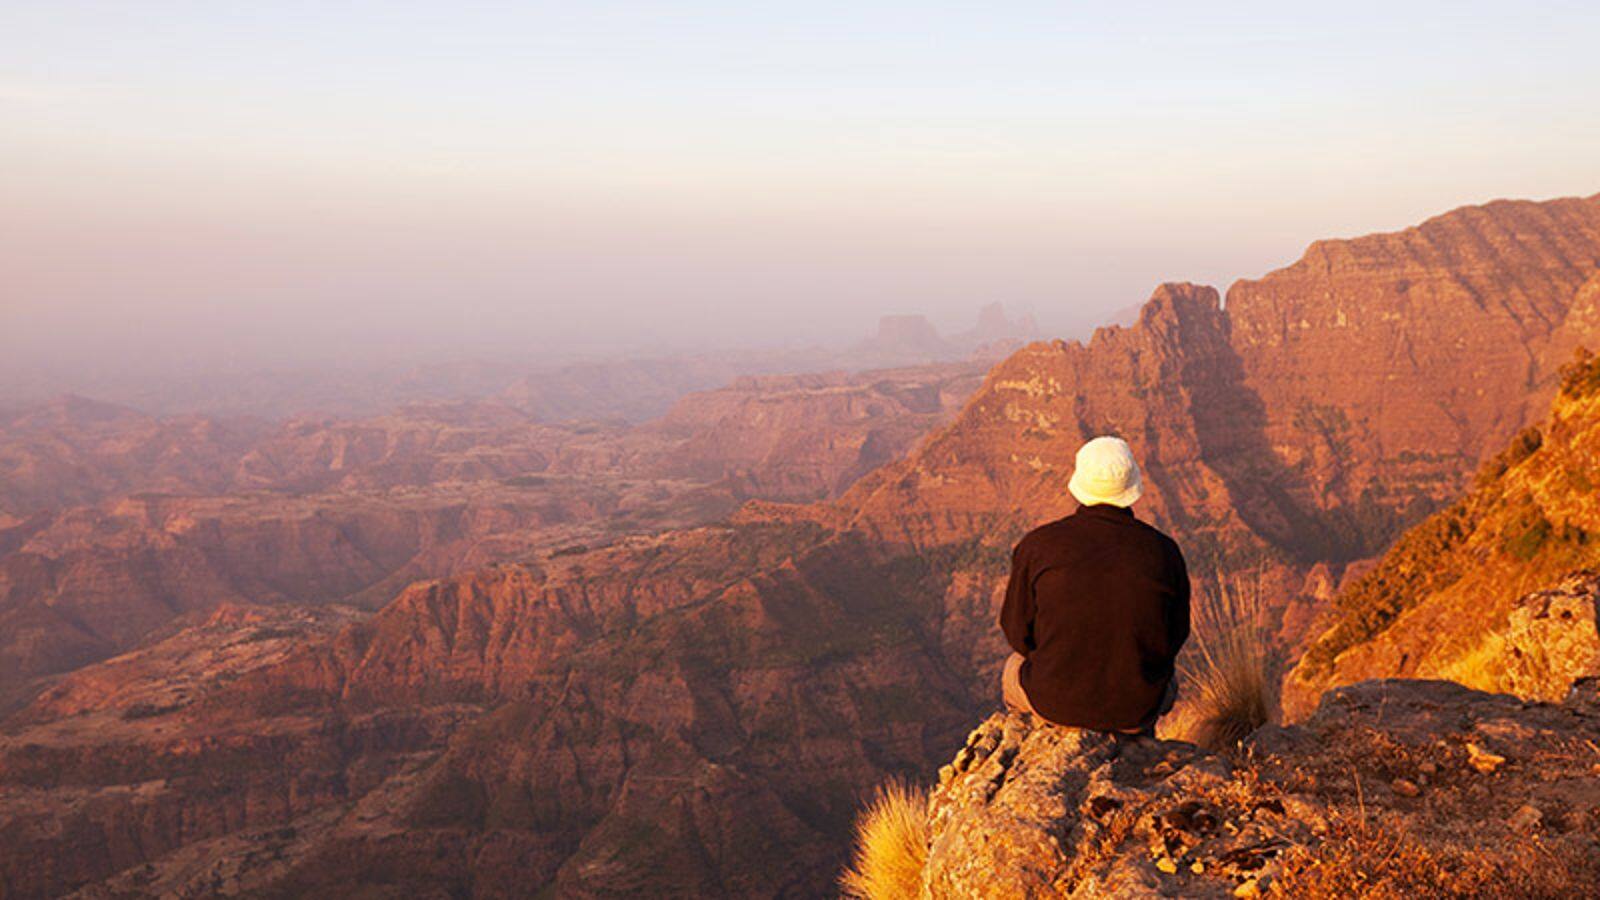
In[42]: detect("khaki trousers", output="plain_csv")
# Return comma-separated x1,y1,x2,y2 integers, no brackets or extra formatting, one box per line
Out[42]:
1001,651,1037,715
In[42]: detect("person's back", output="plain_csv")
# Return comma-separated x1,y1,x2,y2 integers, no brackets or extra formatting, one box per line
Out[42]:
998,436,1190,734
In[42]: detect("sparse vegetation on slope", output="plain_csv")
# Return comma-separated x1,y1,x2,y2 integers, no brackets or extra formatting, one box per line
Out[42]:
1289,349,1600,712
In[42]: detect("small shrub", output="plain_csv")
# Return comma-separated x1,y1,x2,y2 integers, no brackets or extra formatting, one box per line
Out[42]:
120,702,181,720
1499,499,1552,561
1559,347,1600,399
840,780,930,900
1174,571,1278,751
1475,426,1542,486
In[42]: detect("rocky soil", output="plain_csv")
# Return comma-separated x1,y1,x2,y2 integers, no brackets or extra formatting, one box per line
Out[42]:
923,679,1600,898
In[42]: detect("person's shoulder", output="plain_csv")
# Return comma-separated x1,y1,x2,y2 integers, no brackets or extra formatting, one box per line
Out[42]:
1016,516,1076,549
1134,518,1186,556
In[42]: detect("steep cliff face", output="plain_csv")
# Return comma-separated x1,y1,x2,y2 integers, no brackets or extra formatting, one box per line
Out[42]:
1286,352,1600,716
844,285,1245,553
1229,196,1600,466
916,679,1600,898
850,194,1600,566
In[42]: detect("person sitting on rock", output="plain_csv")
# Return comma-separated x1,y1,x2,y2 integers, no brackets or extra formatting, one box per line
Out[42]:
999,435,1190,737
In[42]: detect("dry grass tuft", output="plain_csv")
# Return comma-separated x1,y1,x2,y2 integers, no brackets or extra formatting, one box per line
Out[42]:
1170,571,1279,751
840,779,930,900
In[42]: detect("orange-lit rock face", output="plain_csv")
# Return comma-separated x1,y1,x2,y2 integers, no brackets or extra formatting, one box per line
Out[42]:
855,197,1600,561
1229,197,1600,509
844,284,1241,551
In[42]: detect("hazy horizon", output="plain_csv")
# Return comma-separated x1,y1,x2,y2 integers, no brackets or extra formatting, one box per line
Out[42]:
7,2,1600,396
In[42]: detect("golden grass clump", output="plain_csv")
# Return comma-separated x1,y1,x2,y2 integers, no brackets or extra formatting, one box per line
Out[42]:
1168,570,1279,751
839,779,930,900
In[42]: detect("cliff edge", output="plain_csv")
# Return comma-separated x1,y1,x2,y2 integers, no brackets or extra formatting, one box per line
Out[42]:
906,678,1600,897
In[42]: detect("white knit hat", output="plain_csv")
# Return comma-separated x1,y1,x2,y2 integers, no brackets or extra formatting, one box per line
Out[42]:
1067,436,1143,508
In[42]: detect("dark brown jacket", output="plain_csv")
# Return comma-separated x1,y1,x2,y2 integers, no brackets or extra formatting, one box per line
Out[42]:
999,504,1190,731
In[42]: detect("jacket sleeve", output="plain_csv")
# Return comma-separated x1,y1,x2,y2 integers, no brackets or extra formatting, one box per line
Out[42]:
1165,540,1192,656
999,541,1035,654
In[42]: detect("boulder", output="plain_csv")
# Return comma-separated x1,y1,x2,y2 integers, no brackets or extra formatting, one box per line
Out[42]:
1502,570,1600,701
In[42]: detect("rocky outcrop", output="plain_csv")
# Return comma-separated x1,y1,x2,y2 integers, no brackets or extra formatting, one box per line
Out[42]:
1502,570,1600,701
921,680,1600,897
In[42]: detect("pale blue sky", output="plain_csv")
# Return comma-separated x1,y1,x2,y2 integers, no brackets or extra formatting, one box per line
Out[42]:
4,2,1599,377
